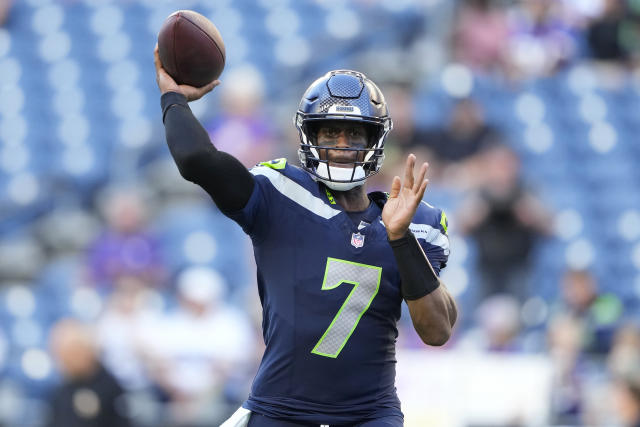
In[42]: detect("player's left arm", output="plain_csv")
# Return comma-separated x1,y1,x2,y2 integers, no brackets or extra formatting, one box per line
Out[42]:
382,154,457,346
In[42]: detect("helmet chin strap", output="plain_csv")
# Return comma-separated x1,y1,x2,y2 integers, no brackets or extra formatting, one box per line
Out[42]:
316,163,366,191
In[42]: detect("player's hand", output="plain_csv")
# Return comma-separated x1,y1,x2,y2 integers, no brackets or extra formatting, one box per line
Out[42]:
154,44,219,102
382,154,429,241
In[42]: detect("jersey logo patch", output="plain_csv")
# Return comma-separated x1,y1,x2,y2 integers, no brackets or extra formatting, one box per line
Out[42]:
351,232,365,248
325,187,336,205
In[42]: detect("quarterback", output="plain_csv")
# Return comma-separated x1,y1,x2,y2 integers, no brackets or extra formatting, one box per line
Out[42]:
155,47,457,427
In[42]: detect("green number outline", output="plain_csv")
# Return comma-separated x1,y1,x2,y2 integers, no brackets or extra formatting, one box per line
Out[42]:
311,257,382,358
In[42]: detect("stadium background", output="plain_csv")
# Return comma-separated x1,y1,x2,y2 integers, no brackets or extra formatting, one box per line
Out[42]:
0,0,639,426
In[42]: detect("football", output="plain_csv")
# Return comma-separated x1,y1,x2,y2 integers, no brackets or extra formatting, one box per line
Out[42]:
157,10,226,87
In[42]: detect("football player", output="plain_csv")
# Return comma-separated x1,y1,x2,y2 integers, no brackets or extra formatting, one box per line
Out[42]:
154,46,457,427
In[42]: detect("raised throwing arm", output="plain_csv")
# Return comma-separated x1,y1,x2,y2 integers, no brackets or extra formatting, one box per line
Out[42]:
155,45,254,214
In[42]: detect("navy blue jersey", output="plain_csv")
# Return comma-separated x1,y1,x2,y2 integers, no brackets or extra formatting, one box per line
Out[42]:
226,159,449,424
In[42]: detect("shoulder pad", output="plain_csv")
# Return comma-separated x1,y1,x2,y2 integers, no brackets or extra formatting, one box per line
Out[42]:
258,158,287,170
439,210,448,235
414,201,448,236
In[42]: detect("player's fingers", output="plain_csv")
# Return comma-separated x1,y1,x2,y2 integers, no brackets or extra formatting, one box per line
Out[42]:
153,45,174,83
153,51,172,84
414,162,428,193
181,80,219,101
202,80,220,92
153,44,162,72
155,65,173,87
196,80,219,97
404,154,416,190
194,81,218,99
416,178,429,201
389,176,401,198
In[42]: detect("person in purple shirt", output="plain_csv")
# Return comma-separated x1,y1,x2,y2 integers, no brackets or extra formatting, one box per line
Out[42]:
87,188,164,289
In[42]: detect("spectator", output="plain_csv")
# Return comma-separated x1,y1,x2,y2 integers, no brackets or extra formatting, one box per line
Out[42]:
457,145,551,302
546,314,584,425
459,294,523,352
612,369,640,427
47,319,131,427
452,0,510,73
559,0,607,29
0,0,12,26
504,0,577,80
546,270,626,423
204,65,277,168
95,275,162,392
587,0,632,63
604,322,640,423
560,269,598,317
608,323,640,380
416,97,503,189
421,98,501,164
86,187,165,290
147,267,256,427
555,269,621,357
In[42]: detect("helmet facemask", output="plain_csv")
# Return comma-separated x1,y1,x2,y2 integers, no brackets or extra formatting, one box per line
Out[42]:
297,117,388,191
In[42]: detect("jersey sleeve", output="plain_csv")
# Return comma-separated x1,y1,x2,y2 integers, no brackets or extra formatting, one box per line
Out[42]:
410,205,450,276
223,170,271,240
223,160,287,241
161,92,255,213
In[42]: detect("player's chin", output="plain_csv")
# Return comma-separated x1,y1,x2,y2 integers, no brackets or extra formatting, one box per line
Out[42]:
329,159,358,168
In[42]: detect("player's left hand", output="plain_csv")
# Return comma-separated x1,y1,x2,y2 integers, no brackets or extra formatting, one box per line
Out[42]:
382,154,429,241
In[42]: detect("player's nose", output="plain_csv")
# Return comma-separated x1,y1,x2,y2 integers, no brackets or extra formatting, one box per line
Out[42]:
334,130,350,147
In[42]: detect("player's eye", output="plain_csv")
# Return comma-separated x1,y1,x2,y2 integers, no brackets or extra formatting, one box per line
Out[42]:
349,128,365,138
323,128,340,138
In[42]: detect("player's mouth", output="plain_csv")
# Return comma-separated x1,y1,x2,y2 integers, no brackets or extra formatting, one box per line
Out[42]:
329,160,355,168
327,153,358,165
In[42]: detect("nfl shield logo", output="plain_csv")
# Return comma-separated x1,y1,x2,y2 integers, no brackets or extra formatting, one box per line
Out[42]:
351,232,365,248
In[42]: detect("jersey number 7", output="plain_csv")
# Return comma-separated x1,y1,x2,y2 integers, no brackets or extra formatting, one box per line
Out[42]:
311,258,382,358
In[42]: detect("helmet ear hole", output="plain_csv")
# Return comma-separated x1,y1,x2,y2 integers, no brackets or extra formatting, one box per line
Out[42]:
364,123,382,148
304,122,320,144
298,146,317,169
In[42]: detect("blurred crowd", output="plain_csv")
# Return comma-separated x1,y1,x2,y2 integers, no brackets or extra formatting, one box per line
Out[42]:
0,0,639,426
453,0,640,79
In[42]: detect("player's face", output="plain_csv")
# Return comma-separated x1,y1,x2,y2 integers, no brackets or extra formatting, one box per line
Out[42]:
316,121,368,167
